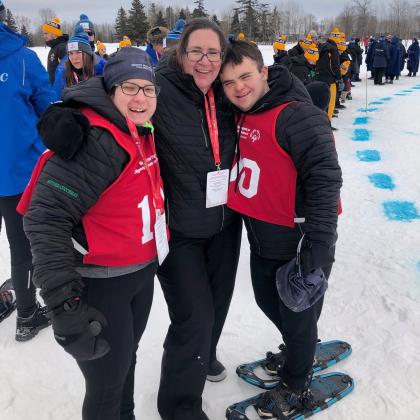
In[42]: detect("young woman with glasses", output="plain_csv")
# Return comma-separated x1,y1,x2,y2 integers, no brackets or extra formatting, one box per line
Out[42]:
20,48,166,420
38,18,242,420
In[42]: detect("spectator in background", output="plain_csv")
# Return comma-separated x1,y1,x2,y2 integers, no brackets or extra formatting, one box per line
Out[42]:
165,18,185,48
407,37,419,77
372,34,390,85
146,26,169,67
41,16,69,84
273,35,288,64
74,14,96,51
385,35,401,84
95,40,108,61
0,1,54,339
52,32,106,100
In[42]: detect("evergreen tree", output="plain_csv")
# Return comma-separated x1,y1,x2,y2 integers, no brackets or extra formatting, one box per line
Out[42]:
211,14,221,26
115,7,129,39
230,9,242,34
192,0,208,18
154,10,167,27
128,0,149,45
20,24,32,46
235,0,259,39
179,9,187,20
5,9,19,32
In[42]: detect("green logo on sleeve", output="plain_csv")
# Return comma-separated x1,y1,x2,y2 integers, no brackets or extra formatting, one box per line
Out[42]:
46,179,79,199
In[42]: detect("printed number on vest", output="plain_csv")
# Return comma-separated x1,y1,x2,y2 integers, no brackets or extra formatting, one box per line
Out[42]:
230,158,261,198
137,189,165,244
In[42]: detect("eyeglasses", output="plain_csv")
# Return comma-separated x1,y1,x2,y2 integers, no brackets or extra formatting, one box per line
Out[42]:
118,82,160,98
86,31,94,37
185,49,223,62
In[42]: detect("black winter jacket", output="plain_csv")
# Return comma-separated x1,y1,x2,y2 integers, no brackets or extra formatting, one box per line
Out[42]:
153,52,238,238
288,55,317,85
288,43,304,57
46,35,69,84
316,40,342,84
24,77,138,294
233,65,342,265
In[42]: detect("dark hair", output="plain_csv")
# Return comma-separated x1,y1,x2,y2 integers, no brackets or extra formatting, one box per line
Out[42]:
221,40,264,72
65,51,94,87
175,18,227,69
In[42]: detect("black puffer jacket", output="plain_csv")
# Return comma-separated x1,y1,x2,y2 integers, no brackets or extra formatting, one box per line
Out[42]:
46,35,69,84
234,65,342,264
316,39,341,84
153,52,238,238
23,77,135,293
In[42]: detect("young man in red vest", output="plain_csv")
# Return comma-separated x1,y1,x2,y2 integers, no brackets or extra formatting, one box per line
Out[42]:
220,41,342,417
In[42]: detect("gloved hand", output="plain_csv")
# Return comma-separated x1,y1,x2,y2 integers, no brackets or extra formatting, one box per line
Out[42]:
38,104,90,160
300,239,335,275
337,80,345,92
42,280,110,362
51,296,110,362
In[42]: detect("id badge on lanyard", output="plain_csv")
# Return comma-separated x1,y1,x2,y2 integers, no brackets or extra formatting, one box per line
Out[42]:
126,117,169,264
204,88,229,208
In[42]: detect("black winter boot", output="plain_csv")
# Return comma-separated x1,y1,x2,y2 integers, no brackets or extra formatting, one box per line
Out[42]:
15,303,51,342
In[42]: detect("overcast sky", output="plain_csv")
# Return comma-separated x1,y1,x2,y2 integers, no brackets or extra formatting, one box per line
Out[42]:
11,0,349,27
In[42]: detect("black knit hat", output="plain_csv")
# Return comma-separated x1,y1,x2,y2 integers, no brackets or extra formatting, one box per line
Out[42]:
104,47,155,92
0,1,6,22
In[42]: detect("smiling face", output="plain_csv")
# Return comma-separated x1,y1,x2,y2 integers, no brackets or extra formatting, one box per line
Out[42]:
112,79,157,126
220,57,269,112
68,51,84,69
181,29,223,94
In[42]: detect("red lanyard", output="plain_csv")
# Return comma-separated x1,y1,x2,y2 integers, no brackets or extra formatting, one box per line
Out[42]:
126,117,164,212
203,88,221,169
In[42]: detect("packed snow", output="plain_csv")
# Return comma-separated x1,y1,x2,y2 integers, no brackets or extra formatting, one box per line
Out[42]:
1,44,420,420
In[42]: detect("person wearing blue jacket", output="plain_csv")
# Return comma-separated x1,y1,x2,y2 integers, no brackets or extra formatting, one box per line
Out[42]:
372,35,390,85
0,10,54,339
407,38,419,77
385,35,401,84
365,37,376,79
52,32,106,100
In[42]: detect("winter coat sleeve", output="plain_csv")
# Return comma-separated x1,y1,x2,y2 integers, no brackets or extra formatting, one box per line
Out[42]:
26,50,55,118
276,102,343,259
52,62,66,101
23,127,128,295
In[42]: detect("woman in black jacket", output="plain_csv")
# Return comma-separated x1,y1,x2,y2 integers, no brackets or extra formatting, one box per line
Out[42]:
152,19,242,420
21,48,165,420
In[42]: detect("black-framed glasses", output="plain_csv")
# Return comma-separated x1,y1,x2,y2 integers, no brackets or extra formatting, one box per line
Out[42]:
185,49,223,62
118,82,160,98
86,31,94,36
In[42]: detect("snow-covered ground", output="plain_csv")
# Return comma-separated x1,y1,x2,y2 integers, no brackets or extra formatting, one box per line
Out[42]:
1,44,420,420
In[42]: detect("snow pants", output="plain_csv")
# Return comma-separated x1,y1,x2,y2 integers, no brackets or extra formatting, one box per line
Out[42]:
0,194,36,317
157,218,242,420
77,262,157,420
250,252,334,390
374,67,386,84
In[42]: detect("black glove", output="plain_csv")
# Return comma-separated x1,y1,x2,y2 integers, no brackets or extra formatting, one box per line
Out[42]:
38,104,90,160
51,296,110,362
42,280,110,361
300,239,335,275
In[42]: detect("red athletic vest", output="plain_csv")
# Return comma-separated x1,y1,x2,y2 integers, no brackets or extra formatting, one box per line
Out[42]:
18,108,164,266
228,103,297,227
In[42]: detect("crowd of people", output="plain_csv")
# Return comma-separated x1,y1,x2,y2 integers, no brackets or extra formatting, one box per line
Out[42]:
0,1,416,418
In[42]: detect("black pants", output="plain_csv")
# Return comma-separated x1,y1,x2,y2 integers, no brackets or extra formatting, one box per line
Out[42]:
374,67,385,84
0,194,36,317
250,252,333,390
157,218,242,420
77,262,157,420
